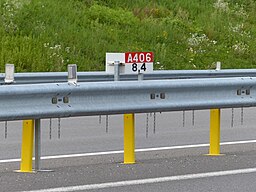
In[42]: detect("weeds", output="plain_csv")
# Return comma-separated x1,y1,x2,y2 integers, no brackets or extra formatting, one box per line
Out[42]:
0,0,256,72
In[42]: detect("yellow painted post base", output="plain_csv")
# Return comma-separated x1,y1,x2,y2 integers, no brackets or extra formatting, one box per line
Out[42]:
205,154,225,156
124,114,135,164
15,170,35,173
19,120,34,173
207,109,224,156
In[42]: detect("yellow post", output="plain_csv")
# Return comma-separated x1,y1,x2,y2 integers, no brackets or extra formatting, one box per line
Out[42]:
19,120,34,172
208,109,222,156
124,114,135,164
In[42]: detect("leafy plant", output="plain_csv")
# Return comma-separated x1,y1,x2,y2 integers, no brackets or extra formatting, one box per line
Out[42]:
0,0,256,72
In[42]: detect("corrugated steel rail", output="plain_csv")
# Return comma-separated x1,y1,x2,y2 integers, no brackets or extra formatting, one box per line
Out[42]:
1,69,256,84
0,77,255,121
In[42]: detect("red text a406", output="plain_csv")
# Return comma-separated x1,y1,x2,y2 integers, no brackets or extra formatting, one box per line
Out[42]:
125,52,153,63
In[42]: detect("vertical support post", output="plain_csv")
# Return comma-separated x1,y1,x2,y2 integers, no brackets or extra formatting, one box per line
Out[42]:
68,64,77,84
124,114,135,164
138,70,144,81
19,120,34,172
35,119,41,171
113,61,135,163
4,64,15,84
216,61,221,71
114,61,120,81
208,109,222,156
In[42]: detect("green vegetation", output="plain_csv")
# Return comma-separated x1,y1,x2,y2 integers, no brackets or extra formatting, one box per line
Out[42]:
1,0,256,72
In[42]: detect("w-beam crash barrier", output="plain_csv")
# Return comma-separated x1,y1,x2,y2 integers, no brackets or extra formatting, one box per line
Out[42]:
3,66,256,172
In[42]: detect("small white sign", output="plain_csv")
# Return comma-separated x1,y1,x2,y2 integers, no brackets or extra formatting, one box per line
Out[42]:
124,52,153,74
106,52,154,74
105,53,125,73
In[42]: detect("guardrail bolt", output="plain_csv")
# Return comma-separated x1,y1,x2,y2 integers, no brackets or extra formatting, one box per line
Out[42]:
160,93,165,99
241,107,244,126
58,118,61,139
192,110,195,126
4,121,8,139
52,97,57,104
153,112,156,134
99,115,102,124
231,108,234,128
105,115,109,133
49,118,52,139
146,113,149,138
63,96,69,103
150,93,155,99
183,111,186,127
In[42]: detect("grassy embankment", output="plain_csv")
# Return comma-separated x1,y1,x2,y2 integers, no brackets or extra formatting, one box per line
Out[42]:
0,0,256,72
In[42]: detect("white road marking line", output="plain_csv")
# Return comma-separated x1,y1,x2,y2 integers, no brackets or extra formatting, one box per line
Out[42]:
0,158,20,163
20,167,256,192
1,139,256,164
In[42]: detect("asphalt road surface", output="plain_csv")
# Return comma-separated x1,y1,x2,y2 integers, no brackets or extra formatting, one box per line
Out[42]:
1,108,256,191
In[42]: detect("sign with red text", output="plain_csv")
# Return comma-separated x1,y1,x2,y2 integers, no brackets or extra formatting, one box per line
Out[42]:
124,52,153,73
105,52,154,74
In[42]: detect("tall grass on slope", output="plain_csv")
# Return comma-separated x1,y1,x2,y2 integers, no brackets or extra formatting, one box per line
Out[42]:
0,0,256,72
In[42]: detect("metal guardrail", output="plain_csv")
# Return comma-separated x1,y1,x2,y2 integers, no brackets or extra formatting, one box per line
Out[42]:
1,69,256,84
0,77,255,121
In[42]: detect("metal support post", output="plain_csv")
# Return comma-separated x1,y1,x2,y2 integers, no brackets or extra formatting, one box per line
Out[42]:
208,109,222,156
35,119,41,171
124,114,135,164
19,120,34,173
4,64,15,84
216,61,221,71
68,64,77,84
114,61,120,81
138,70,144,81
113,61,136,163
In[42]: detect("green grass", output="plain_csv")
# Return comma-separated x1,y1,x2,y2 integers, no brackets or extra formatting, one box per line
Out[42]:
1,0,256,72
